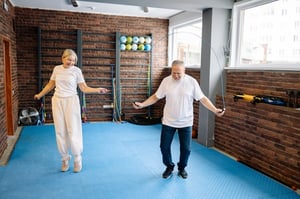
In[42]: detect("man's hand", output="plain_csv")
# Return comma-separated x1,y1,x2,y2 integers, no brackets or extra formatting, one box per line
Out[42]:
132,102,143,109
215,108,225,117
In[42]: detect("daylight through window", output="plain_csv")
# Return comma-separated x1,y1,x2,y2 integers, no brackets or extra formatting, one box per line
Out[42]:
170,21,202,68
231,0,300,69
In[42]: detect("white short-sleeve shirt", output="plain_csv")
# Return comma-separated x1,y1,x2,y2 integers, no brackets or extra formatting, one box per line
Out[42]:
50,65,85,98
155,74,204,128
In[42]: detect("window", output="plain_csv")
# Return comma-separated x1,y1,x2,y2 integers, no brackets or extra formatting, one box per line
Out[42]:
169,20,202,68
230,0,300,69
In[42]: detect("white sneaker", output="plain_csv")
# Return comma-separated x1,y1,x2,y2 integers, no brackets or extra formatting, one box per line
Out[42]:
61,155,71,172
74,161,82,173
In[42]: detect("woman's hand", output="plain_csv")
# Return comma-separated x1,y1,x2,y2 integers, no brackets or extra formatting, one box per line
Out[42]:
34,94,41,100
99,88,109,94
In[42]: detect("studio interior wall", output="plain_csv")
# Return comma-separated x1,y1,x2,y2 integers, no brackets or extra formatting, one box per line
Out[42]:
0,3,299,191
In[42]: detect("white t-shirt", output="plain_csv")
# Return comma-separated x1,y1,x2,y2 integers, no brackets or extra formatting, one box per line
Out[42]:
155,74,204,128
50,65,85,98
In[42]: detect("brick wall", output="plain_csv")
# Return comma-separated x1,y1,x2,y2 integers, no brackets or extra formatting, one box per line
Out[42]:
0,0,18,158
215,70,300,189
14,8,169,122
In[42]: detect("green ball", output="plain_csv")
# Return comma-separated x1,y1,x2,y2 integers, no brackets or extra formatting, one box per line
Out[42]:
127,36,133,44
126,44,132,50
138,44,145,50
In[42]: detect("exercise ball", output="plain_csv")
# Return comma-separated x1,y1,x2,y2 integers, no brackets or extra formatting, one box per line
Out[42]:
120,35,127,43
120,43,126,51
127,36,133,44
139,36,145,44
132,36,139,44
132,43,138,51
138,44,145,51
145,36,152,44
144,44,151,51
126,44,132,50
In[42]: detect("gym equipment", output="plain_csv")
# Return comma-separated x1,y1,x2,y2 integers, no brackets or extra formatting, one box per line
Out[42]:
144,44,151,51
126,36,133,44
37,27,45,125
132,36,139,43
233,93,258,104
145,36,152,44
132,43,138,51
37,99,46,125
117,33,160,125
18,107,40,125
120,35,127,43
139,36,145,44
138,44,145,51
120,43,126,50
128,114,161,125
256,95,287,106
234,93,287,106
126,44,132,50
82,93,87,122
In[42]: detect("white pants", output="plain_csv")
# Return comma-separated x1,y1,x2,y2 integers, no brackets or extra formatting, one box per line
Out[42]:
52,95,83,162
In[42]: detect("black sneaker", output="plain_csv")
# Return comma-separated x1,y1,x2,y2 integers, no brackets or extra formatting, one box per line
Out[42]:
178,169,188,179
162,167,174,178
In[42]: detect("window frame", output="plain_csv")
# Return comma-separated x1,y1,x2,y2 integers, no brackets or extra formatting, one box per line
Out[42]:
229,0,300,71
168,14,202,68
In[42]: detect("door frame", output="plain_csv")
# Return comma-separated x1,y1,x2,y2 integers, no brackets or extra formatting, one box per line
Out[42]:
3,38,14,136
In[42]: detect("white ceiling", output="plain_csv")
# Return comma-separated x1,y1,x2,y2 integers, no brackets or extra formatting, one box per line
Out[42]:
9,0,234,19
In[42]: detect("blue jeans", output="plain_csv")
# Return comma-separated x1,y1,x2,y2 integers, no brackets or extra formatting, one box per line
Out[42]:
160,124,192,170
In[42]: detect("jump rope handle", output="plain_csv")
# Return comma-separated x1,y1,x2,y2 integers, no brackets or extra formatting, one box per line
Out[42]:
218,108,226,113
